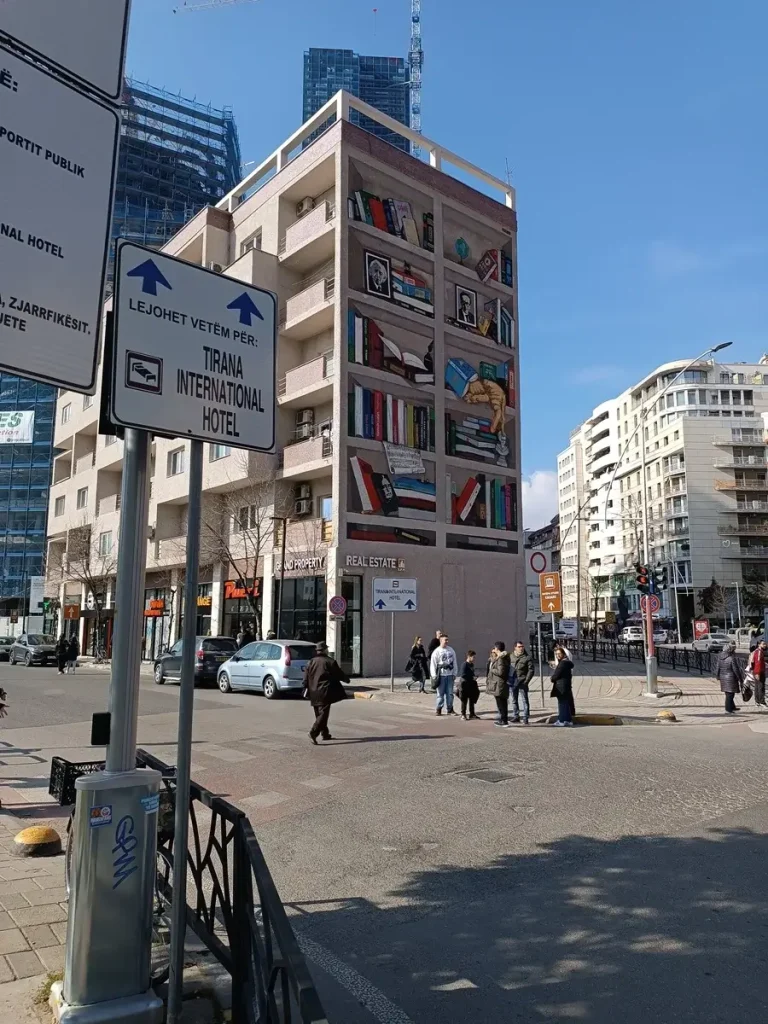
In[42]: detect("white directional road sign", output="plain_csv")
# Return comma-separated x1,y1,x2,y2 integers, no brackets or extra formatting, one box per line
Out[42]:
112,242,277,451
0,48,119,392
0,0,131,101
372,578,418,612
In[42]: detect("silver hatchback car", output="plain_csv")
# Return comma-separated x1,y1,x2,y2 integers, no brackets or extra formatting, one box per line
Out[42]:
217,639,317,699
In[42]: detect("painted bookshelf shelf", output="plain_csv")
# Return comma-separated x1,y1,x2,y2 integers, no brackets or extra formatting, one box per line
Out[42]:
350,219,435,266
443,319,514,355
348,289,436,330
444,255,515,298
348,436,437,462
445,455,517,479
347,362,436,399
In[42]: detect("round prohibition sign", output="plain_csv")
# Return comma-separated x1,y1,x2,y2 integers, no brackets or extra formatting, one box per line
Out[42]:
328,595,347,617
640,594,661,614
529,551,548,574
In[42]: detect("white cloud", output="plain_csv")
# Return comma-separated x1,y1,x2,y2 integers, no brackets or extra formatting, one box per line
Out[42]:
521,470,558,531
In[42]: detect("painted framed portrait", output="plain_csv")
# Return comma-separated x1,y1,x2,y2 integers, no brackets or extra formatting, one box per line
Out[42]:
365,252,391,299
455,285,477,327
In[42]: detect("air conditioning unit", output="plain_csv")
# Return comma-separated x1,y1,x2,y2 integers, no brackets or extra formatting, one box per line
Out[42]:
294,499,312,516
296,196,315,218
296,423,313,440
296,483,311,499
207,261,224,273
296,409,314,426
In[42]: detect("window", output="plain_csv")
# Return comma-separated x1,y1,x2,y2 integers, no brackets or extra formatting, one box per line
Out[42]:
233,505,258,532
82,394,93,410
720,390,730,404
241,228,262,256
76,486,88,509
54,496,65,516
61,403,71,424
98,531,113,556
674,430,680,441
167,448,185,476
209,444,230,461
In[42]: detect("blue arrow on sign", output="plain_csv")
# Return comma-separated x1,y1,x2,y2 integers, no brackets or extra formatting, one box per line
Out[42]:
404,599,415,609
227,292,264,326
375,599,386,610
126,259,172,296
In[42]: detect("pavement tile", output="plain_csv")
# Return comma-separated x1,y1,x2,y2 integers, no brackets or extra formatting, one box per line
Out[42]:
0,957,12,983
50,923,66,944
5,950,43,979
240,792,290,810
0,864,51,882
0,879,41,896
35,945,65,973
23,887,66,907
21,924,57,949
9,904,67,927
300,775,342,790
0,911,16,931
0,894,30,911
0,928,29,954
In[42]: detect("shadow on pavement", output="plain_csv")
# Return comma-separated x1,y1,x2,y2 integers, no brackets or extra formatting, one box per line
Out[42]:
290,827,768,1022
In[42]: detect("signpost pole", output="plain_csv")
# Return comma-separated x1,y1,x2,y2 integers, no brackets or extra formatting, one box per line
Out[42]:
390,612,395,693
167,440,203,1024
537,620,544,708
551,611,556,638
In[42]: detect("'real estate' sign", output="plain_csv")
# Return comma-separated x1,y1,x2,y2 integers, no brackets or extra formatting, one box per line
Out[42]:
111,242,276,450
346,554,406,571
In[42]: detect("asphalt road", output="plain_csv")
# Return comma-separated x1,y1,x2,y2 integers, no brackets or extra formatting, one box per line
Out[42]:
2,662,768,1022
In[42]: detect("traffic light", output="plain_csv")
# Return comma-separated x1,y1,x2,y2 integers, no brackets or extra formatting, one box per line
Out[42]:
653,565,668,591
634,562,650,593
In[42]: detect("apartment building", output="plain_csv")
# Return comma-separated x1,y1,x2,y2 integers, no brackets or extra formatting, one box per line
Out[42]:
557,356,768,637
524,515,560,624
47,92,524,675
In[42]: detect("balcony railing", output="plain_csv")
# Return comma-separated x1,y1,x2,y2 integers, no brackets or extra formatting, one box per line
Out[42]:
278,351,334,398
713,432,765,446
279,277,334,329
277,200,335,256
718,523,768,535
715,480,768,491
722,546,768,559
667,523,690,537
713,456,767,469
280,434,333,472
74,452,96,475
736,501,768,512
96,493,121,516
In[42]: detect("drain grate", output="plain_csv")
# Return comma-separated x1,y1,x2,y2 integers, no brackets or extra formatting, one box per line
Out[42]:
457,768,520,784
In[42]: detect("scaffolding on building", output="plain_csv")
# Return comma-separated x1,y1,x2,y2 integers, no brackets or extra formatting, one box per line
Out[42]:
108,77,242,287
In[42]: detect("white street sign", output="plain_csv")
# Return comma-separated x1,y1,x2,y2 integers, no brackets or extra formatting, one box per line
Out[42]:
112,242,277,451
372,578,418,612
0,0,131,101
0,48,119,392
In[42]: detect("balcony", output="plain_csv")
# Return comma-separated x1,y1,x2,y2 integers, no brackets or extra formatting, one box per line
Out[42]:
278,351,334,408
718,523,768,536
664,505,688,518
667,523,690,537
149,535,187,565
736,501,768,513
278,201,336,271
279,265,335,340
721,546,768,560
279,433,333,480
715,479,768,492
713,456,767,469
664,482,687,496
74,451,96,476
96,493,121,516
713,431,765,447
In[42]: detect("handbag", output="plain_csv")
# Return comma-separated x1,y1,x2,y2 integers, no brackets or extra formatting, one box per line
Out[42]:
742,682,754,703
405,657,415,673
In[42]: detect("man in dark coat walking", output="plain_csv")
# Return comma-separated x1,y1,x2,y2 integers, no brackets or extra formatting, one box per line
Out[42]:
485,642,511,727
716,643,744,715
304,642,350,743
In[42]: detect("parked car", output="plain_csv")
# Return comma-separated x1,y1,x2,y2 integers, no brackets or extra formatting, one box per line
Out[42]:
0,637,15,661
692,632,730,653
8,634,57,667
217,639,317,699
653,629,668,644
620,626,644,644
153,636,238,687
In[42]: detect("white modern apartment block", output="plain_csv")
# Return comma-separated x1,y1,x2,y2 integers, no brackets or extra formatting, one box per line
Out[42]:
46,92,525,675
558,355,768,635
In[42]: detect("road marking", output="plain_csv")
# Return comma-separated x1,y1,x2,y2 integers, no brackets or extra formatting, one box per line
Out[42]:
300,775,342,790
240,791,290,809
296,931,415,1024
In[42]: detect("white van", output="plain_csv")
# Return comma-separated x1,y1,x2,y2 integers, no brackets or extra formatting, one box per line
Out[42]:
620,626,644,644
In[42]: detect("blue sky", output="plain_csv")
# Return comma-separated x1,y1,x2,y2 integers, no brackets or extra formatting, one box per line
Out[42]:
126,0,768,526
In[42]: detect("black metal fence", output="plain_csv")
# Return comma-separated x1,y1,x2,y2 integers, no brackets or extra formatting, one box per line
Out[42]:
137,749,328,1023
530,639,748,677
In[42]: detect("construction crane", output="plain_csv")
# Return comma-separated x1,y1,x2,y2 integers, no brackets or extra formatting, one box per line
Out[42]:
409,0,423,158
173,0,261,12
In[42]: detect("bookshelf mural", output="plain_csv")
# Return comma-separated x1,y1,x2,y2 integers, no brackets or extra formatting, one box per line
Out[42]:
364,250,435,319
349,190,434,252
348,379,435,451
444,356,514,468
349,448,437,523
446,286,513,347
446,471,518,532
348,309,434,386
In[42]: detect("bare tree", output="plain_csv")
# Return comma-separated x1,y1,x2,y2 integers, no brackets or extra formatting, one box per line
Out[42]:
200,451,292,639
54,518,118,653
697,578,734,631
580,570,610,659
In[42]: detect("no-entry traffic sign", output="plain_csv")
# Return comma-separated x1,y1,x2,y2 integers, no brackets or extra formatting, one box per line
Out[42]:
539,571,562,614
0,47,119,392
111,242,277,451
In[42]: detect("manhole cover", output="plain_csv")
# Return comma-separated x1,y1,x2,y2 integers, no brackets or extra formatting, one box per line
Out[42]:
458,768,519,784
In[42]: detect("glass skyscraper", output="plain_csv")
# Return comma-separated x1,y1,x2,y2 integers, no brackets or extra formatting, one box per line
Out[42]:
0,374,55,625
303,48,411,152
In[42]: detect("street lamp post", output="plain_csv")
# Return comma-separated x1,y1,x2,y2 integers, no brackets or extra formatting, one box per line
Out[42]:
603,342,733,695
731,581,742,628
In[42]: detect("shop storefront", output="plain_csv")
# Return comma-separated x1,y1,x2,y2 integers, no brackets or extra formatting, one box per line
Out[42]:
273,556,327,643
82,609,114,657
221,578,262,640
179,582,213,637
142,589,171,662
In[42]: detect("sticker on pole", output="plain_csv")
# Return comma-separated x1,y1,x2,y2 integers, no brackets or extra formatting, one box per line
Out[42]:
111,242,276,452
89,805,112,828
140,794,160,815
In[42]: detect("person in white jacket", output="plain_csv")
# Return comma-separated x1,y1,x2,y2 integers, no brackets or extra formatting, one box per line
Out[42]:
430,634,458,716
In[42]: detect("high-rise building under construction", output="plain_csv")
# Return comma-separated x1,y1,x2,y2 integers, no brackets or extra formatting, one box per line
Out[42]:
109,78,242,286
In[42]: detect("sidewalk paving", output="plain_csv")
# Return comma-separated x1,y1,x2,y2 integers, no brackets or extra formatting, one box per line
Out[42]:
354,654,763,725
